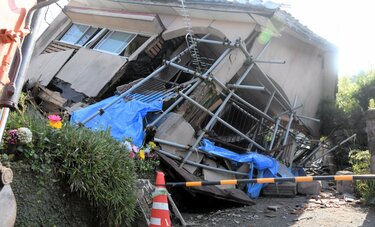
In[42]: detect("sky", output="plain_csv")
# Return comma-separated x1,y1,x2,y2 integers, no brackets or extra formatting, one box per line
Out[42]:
41,0,375,76
271,0,375,76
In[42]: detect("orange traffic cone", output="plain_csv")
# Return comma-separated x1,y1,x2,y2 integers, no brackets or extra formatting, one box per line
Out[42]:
150,171,171,227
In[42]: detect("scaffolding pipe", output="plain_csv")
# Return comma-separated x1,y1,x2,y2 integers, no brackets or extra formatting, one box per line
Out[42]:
255,78,289,112
269,117,280,150
181,62,259,167
80,34,213,125
80,64,167,124
166,61,202,78
147,47,231,128
180,88,234,167
178,91,266,151
248,91,275,151
295,114,320,123
254,63,292,110
194,38,238,48
254,60,286,64
308,134,357,163
147,80,202,128
275,104,303,118
154,138,190,150
298,143,323,166
157,149,248,176
227,84,265,91
283,97,298,146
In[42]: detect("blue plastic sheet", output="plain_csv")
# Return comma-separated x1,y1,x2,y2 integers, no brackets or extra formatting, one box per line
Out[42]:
70,95,162,146
199,139,278,198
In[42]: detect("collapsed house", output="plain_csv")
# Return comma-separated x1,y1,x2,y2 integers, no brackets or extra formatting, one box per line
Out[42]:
27,0,338,204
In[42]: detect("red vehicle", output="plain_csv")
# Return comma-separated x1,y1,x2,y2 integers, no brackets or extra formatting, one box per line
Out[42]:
0,1,58,226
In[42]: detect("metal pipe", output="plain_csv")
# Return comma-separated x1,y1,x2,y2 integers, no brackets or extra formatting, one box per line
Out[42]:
201,48,231,78
248,91,275,150
308,134,357,163
80,64,167,125
254,60,286,64
154,138,190,150
269,117,280,150
295,114,321,123
166,61,202,78
82,33,212,125
179,92,266,151
239,42,252,61
227,84,265,91
157,149,248,176
0,4,46,140
194,38,238,48
276,98,297,160
180,38,273,165
232,93,274,122
147,47,231,128
298,144,323,166
180,89,234,167
25,0,60,29
275,104,303,118
146,80,202,128
254,63,292,110
0,108,10,142
231,102,259,122
255,78,289,111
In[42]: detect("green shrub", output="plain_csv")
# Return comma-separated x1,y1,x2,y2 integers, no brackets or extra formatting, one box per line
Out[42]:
349,150,375,203
4,109,137,226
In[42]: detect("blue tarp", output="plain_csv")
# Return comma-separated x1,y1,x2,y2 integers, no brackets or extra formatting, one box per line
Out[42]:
199,139,278,198
70,95,162,146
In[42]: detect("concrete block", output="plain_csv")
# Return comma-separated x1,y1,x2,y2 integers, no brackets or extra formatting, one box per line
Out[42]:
336,171,354,194
297,181,321,195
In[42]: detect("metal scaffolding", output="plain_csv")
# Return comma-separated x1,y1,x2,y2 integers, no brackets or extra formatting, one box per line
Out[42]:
79,33,324,172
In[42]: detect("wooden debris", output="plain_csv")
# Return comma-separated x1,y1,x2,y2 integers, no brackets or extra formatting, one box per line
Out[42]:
34,85,67,113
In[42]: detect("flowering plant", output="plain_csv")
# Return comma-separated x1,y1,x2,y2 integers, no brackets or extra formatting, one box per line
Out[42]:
4,129,18,145
128,141,158,161
2,127,33,155
125,140,159,178
48,115,62,129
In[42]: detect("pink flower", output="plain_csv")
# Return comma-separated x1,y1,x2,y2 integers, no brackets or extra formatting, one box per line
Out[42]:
132,145,139,153
129,151,135,159
48,115,62,122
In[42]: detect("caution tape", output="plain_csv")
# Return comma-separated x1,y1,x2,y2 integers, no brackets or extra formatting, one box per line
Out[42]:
162,175,375,187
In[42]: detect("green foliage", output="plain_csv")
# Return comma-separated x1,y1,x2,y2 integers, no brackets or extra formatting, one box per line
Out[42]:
318,99,348,135
134,157,159,179
5,109,138,226
349,150,375,202
337,71,375,113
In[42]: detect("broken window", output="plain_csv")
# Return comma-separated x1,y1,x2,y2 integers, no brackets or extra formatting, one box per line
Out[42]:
93,30,136,55
59,23,98,46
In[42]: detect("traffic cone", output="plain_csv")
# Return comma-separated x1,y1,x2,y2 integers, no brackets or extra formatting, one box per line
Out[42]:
150,172,171,227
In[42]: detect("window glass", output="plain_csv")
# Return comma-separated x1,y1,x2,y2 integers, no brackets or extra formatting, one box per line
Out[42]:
76,27,97,46
94,31,136,55
60,24,97,46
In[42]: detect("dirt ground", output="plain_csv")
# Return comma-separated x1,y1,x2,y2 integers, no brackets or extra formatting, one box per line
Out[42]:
180,190,375,227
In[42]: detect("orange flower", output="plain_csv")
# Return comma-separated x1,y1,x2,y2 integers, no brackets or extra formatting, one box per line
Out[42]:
48,115,62,129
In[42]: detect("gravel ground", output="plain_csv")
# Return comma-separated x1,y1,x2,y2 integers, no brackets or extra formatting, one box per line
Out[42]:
180,190,375,227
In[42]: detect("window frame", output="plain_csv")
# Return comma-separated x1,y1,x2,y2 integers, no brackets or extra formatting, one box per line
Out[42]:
93,30,137,56
59,23,98,47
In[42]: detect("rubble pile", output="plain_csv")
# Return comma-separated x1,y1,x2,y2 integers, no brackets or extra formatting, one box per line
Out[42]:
25,0,341,205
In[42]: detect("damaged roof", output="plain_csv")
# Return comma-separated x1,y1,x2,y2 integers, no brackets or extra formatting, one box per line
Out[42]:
81,0,335,49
